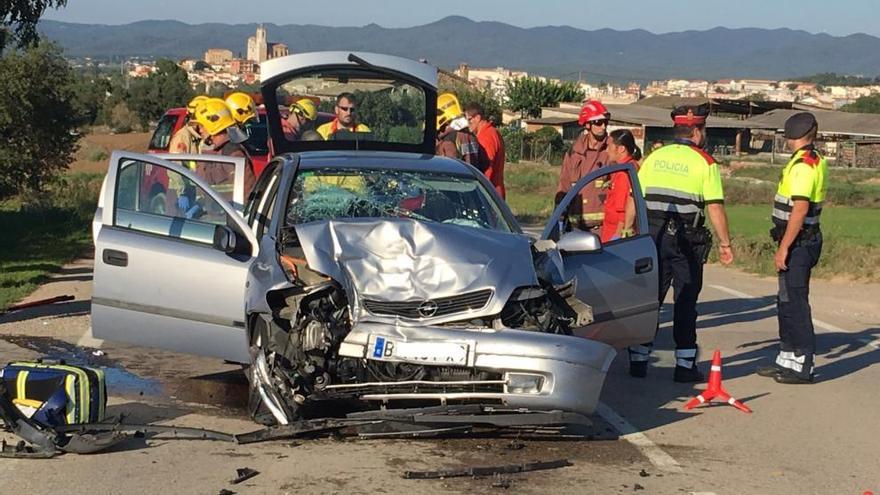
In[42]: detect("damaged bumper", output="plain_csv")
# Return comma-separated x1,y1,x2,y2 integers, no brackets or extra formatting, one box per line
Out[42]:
331,321,617,415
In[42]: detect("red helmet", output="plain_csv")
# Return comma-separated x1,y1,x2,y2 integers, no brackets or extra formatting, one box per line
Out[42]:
578,100,610,126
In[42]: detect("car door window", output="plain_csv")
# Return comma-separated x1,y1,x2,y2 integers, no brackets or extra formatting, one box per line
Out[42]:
247,165,280,239
548,167,642,245
114,158,228,245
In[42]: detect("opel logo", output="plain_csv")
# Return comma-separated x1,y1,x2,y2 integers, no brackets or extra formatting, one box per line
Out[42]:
417,300,439,318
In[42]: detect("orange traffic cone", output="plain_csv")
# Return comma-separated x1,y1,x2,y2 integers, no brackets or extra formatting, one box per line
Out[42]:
684,349,752,414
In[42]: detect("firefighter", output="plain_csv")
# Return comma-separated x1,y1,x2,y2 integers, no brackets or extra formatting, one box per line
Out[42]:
436,93,487,170
756,112,827,384
628,104,734,382
168,95,207,154
317,92,370,140
283,98,318,141
556,100,611,231
464,102,506,198
225,92,258,125
193,98,256,197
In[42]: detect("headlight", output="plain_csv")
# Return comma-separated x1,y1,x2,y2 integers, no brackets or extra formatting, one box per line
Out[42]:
504,372,544,394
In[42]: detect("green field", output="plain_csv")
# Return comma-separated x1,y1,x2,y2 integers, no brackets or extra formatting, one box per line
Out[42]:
505,161,880,281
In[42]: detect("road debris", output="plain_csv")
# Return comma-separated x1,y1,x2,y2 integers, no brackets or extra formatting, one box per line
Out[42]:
402,459,572,479
639,469,650,477
230,467,259,485
3,295,75,314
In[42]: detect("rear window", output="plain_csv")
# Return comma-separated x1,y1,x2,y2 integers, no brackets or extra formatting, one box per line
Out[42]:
149,113,179,151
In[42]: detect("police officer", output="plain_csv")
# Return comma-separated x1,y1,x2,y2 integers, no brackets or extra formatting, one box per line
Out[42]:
628,104,734,382
756,112,827,384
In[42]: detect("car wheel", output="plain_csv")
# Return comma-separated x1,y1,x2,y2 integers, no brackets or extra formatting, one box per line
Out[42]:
246,316,298,426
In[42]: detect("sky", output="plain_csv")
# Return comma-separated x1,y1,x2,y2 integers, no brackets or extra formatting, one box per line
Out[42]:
42,0,880,37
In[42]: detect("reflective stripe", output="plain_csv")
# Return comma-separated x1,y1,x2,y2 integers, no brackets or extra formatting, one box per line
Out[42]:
727,397,738,405
675,349,698,358
676,359,695,368
645,187,704,203
696,394,707,403
711,365,721,372
628,344,652,362
65,375,77,423
645,201,701,214
774,194,793,206
16,370,28,399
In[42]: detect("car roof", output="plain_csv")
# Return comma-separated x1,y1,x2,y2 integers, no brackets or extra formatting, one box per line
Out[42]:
296,151,476,176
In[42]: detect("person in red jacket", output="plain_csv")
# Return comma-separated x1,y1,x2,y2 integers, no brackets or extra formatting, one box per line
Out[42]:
601,129,642,243
464,103,506,198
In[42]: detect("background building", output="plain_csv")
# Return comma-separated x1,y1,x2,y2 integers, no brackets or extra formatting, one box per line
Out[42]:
204,48,233,66
247,25,289,63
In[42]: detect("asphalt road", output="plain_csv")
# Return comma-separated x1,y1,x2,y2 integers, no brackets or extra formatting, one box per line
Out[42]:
1,257,878,495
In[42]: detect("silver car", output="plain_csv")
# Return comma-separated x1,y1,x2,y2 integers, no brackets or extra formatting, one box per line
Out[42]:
92,52,658,426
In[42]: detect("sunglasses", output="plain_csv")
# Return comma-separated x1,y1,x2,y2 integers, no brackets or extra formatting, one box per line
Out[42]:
337,105,355,112
590,119,609,127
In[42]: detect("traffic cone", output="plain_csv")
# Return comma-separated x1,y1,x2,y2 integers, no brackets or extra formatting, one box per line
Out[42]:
684,349,752,414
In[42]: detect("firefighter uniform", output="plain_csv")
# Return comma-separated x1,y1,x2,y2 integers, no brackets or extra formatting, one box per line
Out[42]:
628,105,723,382
758,113,828,384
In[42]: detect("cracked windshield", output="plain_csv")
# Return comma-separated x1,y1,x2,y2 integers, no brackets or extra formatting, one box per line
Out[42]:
287,168,511,232
279,68,426,145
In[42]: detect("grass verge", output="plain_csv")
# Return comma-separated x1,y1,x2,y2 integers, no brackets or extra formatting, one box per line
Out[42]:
0,172,103,311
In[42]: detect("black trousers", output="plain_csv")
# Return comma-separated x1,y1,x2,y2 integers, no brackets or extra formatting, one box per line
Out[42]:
649,230,704,350
777,236,823,355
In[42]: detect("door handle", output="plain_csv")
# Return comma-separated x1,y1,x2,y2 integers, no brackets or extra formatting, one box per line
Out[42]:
103,249,128,267
634,257,653,274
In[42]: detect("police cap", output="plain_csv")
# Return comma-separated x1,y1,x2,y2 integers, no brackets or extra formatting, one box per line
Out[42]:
671,103,709,126
783,112,818,139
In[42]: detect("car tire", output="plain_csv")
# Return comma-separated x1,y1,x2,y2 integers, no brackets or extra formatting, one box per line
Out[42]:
246,316,297,426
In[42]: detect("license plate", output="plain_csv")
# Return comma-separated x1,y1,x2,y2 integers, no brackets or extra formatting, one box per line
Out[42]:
369,336,470,366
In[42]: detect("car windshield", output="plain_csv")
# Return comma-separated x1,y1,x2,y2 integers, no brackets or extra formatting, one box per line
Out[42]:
276,68,426,146
287,168,511,233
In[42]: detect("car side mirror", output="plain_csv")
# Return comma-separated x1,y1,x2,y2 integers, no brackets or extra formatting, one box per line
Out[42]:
213,225,242,254
556,230,602,254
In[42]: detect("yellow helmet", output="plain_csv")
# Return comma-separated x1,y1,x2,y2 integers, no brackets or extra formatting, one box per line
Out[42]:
194,98,236,136
186,95,209,116
290,98,317,121
225,92,257,124
437,92,464,130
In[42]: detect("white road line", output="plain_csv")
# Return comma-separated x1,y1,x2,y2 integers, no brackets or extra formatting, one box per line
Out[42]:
596,402,683,474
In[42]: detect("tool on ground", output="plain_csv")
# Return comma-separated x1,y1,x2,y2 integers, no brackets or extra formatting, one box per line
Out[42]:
684,349,752,414
3,295,75,314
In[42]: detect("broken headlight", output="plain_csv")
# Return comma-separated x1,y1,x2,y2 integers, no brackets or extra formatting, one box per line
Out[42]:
504,373,544,394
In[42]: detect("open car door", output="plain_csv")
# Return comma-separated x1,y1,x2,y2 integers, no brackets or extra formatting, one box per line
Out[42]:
541,163,659,348
91,151,258,363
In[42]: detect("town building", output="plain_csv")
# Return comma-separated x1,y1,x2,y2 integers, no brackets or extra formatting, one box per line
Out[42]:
247,25,289,63
204,48,233,66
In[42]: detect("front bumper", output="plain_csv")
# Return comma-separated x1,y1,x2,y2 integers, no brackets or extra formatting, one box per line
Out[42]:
332,321,617,415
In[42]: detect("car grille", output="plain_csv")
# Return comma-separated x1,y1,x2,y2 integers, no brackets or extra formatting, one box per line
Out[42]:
363,289,493,319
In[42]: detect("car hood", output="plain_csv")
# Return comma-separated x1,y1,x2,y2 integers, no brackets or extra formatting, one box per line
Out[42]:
295,219,538,323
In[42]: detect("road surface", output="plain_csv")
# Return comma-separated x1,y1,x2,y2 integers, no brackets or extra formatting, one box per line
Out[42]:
1,257,878,494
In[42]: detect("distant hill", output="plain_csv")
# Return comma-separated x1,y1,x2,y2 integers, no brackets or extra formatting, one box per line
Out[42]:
37,16,880,81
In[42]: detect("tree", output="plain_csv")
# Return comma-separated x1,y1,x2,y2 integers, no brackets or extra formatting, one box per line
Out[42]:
1,0,67,51
504,77,585,119
127,59,194,129
70,72,112,126
841,95,880,114
0,41,79,198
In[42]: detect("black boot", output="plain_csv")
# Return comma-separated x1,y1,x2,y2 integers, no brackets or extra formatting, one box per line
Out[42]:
673,348,702,383
628,344,652,378
773,352,814,384
756,364,784,378
629,361,647,378
674,365,704,383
